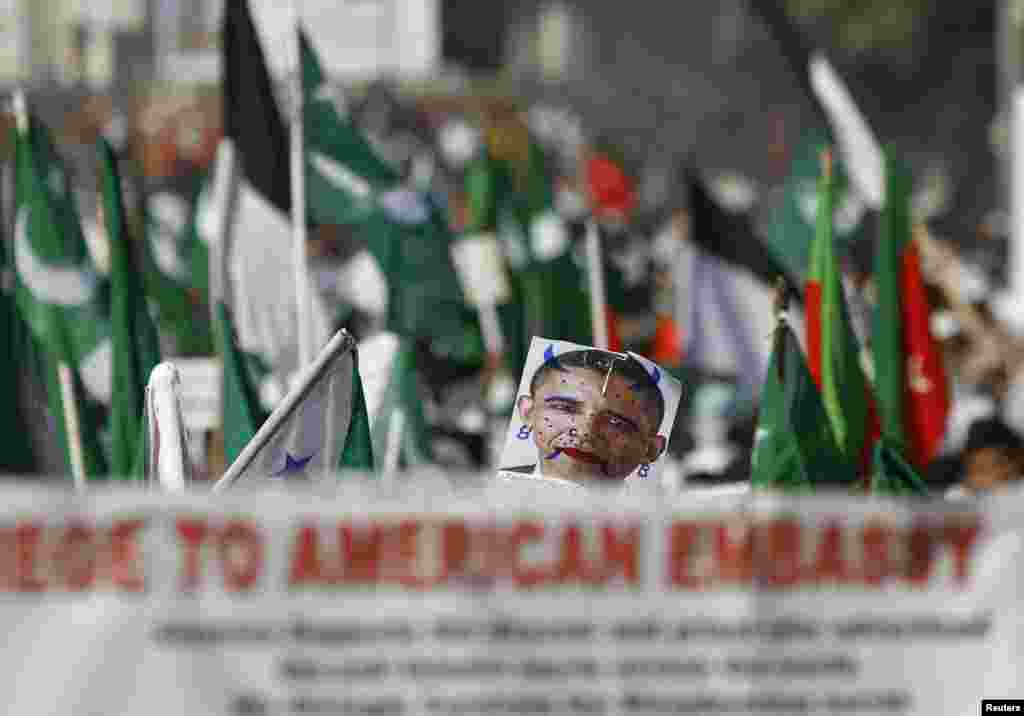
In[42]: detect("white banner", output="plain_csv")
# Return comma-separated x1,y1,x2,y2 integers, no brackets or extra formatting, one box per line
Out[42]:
0,480,1020,715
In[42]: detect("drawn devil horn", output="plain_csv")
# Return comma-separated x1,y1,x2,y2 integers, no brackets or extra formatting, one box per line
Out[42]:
543,344,557,364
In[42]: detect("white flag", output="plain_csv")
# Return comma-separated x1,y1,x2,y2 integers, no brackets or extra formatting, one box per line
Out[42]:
202,139,332,393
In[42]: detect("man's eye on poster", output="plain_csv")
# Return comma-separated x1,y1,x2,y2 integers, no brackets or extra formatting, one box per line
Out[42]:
499,337,681,487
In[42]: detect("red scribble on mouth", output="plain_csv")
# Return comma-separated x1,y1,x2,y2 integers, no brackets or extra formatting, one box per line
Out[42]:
562,448,604,465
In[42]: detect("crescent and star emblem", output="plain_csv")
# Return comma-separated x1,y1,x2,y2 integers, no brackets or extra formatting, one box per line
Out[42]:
907,354,933,395
15,206,98,306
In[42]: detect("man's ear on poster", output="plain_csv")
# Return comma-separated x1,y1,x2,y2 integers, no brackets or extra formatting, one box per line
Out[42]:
517,394,533,422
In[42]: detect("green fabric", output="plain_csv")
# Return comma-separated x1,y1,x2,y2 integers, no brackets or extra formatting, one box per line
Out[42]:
186,177,211,303
750,318,855,492
338,350,375,471
871,440,929,497
300,22,396,229
355,206,470,347
299,29,469,351
142,173,213,356
131,411,148,482
0,204,35,474
766,128,869,281
811,154,871,472
526,251,592,346
464,153,525,369
464,154,509,235
100,138,162,480
11,120,109,479
519,140,591,346
872,149,913,451
39,344,108,478
523,140,554,222
214,301,267,468
300,29,401,193
305,157,376,226
462,139,593,378
12,122,110,364
370,339,433,469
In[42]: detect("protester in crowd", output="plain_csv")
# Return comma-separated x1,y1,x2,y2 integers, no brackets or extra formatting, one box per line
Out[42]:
949,416,1024,496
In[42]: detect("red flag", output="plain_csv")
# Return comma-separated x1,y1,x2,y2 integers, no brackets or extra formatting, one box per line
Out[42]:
872,151,950,471
900,239,950,466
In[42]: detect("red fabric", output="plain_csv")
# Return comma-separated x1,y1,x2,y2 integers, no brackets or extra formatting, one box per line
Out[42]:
900,242,950,468
650,314,683,366
806,277,879,486
804,280,823,387
586,155,636,220
859,392,882,489
606,309,623,352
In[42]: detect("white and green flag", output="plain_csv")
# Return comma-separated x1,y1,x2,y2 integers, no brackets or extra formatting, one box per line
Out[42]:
220,0,331,396
299,29,470,352
214,328,373,489
11,107,111,478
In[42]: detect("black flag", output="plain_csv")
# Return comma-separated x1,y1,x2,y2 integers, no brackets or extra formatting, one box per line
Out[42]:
223,0,291,215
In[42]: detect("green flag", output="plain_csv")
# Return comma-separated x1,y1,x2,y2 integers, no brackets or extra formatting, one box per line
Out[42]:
872,149,950,470
463,150,529,377
871,440,930,497
100,137,162,479
872,151,907,450
214,301,267,468
11,117,110,478
807,150,876,477
301,29,401,227
368,337,433,469
218,328,374,485
298,28,469,352
750,310,855,492
142,174,213,356
338,349,375,472
766,129,869,281
520,139,591,346
0,201,35,474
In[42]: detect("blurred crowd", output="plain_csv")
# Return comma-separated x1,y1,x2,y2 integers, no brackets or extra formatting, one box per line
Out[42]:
7,79,1024,499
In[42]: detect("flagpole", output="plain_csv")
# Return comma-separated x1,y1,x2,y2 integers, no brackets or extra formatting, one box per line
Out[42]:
477,304,504,357
56,362,87,489
146,362,191,491
291,8,313,370
209,139,239,319
381,407,405,484
13,89,87,489
214,327,357,491
585,219,609,349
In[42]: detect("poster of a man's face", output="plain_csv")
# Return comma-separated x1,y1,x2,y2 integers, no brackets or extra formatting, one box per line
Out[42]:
500,337,681,485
